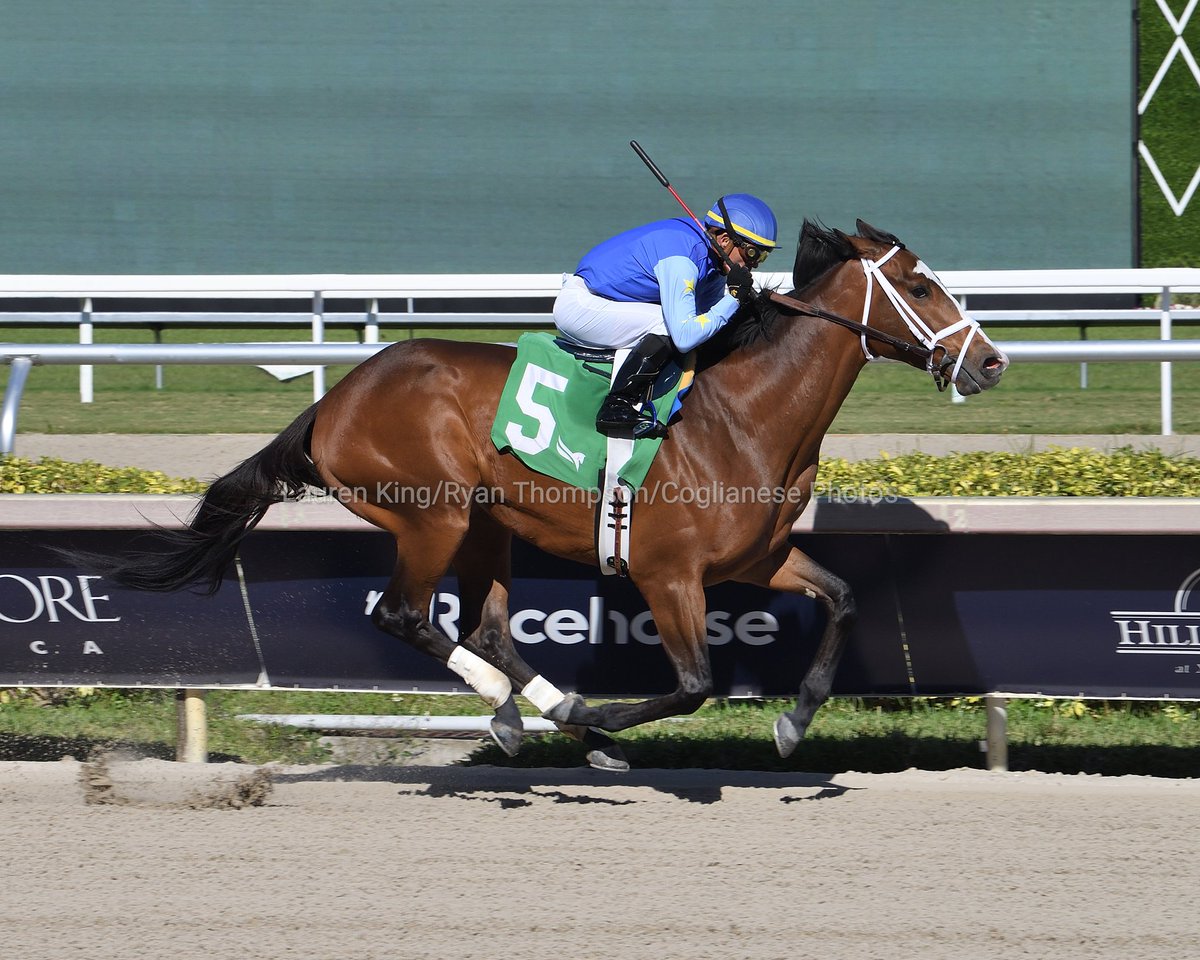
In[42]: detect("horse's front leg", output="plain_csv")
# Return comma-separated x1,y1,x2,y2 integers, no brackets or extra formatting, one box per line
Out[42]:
545,579,712,732
740,544,857,757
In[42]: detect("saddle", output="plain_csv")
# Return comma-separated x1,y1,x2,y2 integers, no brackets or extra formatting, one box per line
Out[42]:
553,337,617,365
490,332,695,576
554,338,669,440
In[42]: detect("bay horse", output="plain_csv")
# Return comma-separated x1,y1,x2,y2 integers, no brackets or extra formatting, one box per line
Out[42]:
95,219,1007,770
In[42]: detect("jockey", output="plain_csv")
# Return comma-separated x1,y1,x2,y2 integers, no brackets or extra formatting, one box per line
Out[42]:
553,193,778,435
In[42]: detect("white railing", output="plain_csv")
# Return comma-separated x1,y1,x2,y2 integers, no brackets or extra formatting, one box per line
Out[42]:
0,274,563,402
3,269,1200,452
6,339,1200,457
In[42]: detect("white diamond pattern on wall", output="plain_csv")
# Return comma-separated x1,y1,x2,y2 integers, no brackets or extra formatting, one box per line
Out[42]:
1140,0,1200,215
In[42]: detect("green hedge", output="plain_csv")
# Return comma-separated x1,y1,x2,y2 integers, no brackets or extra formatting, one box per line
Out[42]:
4,448,1200,497
0,457,205,494
819,447,1200,497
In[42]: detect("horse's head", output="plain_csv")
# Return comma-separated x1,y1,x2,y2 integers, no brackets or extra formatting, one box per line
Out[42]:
793,219,1008,395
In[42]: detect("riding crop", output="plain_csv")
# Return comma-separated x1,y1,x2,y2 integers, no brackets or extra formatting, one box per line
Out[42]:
629,139,736,271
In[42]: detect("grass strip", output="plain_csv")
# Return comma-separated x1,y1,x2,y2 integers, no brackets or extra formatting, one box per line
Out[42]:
2,689,1197,777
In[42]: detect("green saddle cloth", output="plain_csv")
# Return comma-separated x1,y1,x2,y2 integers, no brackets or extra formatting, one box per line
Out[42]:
490,332,688,490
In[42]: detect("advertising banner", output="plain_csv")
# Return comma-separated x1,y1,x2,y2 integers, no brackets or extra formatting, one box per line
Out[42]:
897,535,1200,699
2,527,1199,700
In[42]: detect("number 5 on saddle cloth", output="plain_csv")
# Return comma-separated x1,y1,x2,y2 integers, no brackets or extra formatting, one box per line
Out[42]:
490,331,695,575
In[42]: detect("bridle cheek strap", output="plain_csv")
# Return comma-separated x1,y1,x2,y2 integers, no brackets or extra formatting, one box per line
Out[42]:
858,247,984,387
858,246,901,361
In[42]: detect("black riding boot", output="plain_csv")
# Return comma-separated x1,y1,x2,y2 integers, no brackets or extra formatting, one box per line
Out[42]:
595,334,673,434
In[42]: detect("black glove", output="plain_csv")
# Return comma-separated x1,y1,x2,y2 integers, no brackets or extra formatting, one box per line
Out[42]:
726,263,755,304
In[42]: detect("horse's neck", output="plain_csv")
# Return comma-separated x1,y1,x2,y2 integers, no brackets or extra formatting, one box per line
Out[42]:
695,282,868,475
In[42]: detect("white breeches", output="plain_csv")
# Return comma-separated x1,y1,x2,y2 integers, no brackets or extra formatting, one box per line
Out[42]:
552,274,668,350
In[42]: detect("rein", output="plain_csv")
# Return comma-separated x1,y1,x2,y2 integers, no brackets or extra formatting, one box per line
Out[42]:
767,289,932,362
766,247,985,391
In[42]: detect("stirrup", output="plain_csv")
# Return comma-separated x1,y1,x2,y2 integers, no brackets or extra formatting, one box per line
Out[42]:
632,418,668,440
596,402,667,440
632,401,668,439
595,396,640,432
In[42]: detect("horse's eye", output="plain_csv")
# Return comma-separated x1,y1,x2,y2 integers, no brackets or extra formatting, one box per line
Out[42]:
912,285,930,299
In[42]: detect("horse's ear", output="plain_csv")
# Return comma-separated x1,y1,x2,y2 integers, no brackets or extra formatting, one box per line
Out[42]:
855,218,904,248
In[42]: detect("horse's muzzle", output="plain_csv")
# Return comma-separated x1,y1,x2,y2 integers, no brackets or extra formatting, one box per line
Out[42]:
951,349,1009,396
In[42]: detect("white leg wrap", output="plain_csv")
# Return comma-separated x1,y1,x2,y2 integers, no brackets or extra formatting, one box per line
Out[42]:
446,645,512,709
521,675,567,714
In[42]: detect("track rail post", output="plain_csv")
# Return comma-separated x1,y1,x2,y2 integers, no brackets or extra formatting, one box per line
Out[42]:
79,297,94,404
1,356,34,456
1161,285,1173,436
985,695,1008,772
176,689,209,763
311,291,326,402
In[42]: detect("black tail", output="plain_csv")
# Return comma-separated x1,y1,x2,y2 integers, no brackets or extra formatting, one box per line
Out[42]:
71,404,325,594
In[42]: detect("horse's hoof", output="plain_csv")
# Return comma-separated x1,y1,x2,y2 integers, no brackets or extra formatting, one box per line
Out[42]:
586,742,630,772
774,714,804,758
542,692,586,724
487,696,524,757
553,721,627,771
489,716,523,757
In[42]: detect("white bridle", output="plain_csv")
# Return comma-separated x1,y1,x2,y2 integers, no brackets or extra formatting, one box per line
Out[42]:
858,246,995,388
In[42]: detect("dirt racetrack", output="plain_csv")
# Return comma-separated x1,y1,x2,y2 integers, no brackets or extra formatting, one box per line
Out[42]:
3,759,1199,960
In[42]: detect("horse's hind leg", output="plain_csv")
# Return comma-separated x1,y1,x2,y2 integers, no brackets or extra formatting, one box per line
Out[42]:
544,577,713,732
360,506,514,723
371,549,532,750
741,544,856,757
453,512,629,770
452,514,524,756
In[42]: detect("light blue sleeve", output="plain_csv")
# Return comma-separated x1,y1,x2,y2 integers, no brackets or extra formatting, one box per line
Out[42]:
653,255,740,353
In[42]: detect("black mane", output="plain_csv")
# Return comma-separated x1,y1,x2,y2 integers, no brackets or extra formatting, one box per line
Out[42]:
699,218,904,364
791,219,855,292
791,217,902,291
697,287,783,363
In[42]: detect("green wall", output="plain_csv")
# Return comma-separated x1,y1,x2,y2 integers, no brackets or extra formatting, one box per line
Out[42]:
0,1,1134,274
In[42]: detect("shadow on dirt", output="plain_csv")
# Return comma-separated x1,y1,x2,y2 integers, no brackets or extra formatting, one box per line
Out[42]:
270,762,856,805
465,732,1200,779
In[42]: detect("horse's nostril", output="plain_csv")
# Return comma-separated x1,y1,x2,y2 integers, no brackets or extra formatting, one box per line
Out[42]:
983,354,1007,373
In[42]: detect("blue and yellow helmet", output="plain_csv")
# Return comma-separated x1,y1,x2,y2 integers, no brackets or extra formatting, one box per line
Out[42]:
704,193,778,249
